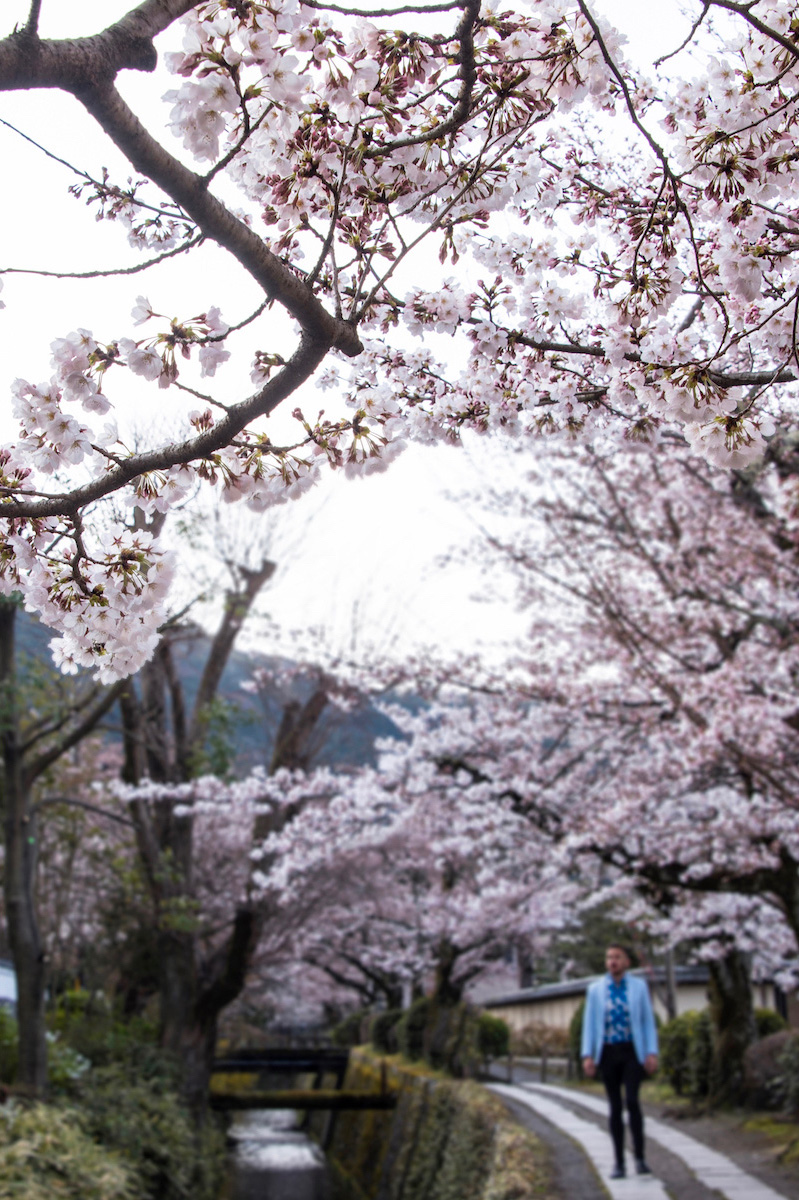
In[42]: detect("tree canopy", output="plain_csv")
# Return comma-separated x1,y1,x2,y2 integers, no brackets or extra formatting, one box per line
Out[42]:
0,0,798,677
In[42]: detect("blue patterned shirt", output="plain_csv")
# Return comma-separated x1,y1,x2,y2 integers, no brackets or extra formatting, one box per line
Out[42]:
604,975,632,1044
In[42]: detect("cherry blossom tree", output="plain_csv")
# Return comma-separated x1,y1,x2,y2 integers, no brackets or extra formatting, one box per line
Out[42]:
0,0,799,680
393,432,799,1098
477,440,799,953
251,745,578,1010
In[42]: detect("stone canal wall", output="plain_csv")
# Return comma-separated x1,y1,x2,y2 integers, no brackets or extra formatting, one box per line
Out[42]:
320,1049,555,1200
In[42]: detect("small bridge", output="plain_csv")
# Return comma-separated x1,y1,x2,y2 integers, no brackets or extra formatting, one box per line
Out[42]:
210,1046,397,1114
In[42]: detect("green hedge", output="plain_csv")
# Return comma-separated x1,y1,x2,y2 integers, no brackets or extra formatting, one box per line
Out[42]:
660,1010,713,1099
755,1008,787,1039
476,1013,510,1060
371,1010,404,1055
325,1049,553,1200
568,1000,586,1079
0,1010,224,1200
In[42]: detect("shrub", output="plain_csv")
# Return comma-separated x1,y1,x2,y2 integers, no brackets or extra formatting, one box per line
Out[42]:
755,1008,788,1039
370,1008,404,1054
660,1010,713,1099
511,1020,570,1058
48,992,158,1069
777,1032,799,1114
744,1030,799,1110
397,997,431,1062
76,1062,226,1200
0,1100,138,1200
332,1009,369,1048
568,1000,586,1078
477,1012,510,1060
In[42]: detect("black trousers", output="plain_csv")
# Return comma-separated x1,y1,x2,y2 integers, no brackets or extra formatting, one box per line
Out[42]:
599,1041,645,1164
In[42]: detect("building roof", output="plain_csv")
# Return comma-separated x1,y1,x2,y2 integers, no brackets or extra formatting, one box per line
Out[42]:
482,965,710,1010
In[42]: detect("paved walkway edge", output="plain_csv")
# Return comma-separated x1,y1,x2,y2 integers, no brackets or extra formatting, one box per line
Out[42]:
522,1083,790,1200
489,1083,669,1200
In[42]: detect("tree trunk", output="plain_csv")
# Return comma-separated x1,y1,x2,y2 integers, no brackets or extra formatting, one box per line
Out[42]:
707,947,756,1107
430,938,464,1007
159,905,260,1116
0,601,47,1094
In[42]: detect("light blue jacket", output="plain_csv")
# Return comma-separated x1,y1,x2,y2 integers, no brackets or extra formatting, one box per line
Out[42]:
580,973,659,1065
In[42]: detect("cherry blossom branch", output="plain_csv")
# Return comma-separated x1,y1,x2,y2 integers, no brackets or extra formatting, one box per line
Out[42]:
707,0,799,61
202,102,274,186
362,0,479,157
4,333,328,519
76,82,362,356
507,329,797,388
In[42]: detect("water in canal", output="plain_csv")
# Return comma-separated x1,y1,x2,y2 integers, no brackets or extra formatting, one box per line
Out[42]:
227,1109,331,1200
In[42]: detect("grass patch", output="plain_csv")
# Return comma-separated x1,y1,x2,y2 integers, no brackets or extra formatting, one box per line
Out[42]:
742,1115,799,1164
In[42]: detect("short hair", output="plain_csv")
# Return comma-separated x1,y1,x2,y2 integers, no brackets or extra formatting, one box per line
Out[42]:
606,942,634,963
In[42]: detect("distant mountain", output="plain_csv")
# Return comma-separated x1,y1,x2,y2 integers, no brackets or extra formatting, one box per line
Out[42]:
16,609,406,772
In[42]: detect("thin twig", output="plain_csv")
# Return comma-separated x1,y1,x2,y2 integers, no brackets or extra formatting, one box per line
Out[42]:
1,235,204,281
202,103,274,186
299,0,463,14
0,118,187,221
654,2,710,68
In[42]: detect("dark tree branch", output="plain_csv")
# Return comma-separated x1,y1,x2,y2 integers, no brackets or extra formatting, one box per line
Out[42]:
32,794,134,827
23,678,128,789
3,332,327,520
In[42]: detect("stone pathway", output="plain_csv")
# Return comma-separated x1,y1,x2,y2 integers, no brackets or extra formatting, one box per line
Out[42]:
489,1082,794,1200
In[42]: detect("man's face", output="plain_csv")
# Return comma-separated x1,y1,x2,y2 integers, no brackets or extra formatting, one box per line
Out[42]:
605,946,630,981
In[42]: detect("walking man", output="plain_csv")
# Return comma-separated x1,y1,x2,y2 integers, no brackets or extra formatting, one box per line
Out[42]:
581,943,659,1179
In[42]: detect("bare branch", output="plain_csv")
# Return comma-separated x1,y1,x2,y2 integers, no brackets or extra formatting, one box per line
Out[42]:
32,794,134,827
300,0,464,13
0,118,189,221
654,2,710,68
1,235,204,281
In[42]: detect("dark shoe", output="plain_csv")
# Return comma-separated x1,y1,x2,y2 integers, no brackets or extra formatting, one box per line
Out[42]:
635,1159,652,1175
610,1163,626,1179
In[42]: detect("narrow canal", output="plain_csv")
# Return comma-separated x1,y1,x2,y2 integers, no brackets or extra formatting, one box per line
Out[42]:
226,1109,332,1200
